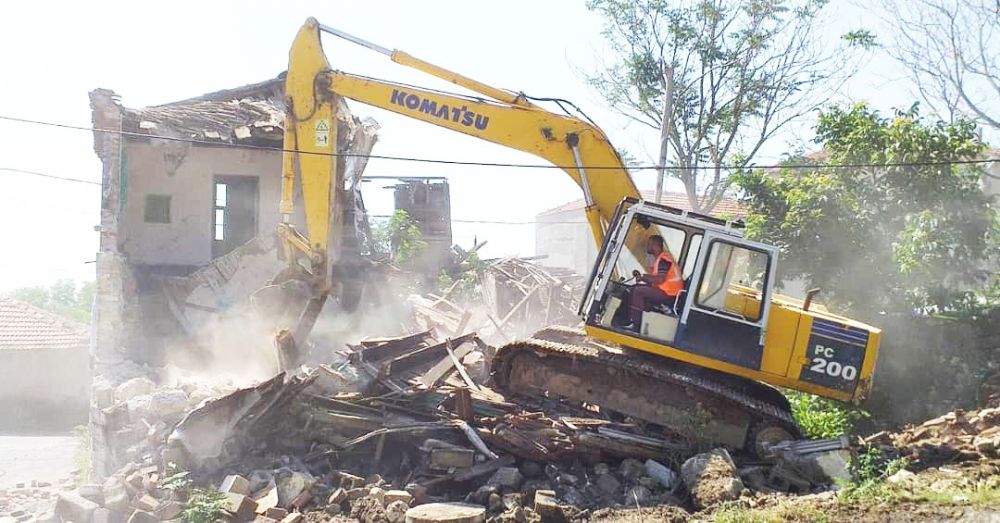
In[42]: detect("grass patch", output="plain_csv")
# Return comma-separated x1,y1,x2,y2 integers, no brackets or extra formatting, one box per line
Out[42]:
713,500,831,523
182,489,228,523
838,446,907,503
73,424,92,484
902,477,1000,507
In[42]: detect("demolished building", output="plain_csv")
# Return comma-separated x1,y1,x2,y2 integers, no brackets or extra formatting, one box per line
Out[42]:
87,78,384,475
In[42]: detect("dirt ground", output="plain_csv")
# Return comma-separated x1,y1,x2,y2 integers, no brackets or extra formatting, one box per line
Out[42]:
0,434,77,489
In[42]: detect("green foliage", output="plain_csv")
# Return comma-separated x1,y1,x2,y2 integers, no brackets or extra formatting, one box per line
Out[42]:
840,446,907,502
182,489,228,523
733,103,998,316
371,210,428,265
73,425,92,484
842,29,878,49
787,391,866,438
161,469,192,494
713,500,830,523
437,251,488,304
6,279,94,323
586,0,863,210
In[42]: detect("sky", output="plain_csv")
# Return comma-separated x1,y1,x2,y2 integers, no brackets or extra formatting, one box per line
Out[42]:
0,0,978,291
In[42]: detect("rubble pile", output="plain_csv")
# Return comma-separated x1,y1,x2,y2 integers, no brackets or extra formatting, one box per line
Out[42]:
42,325,871,523
478,258,584,340
864,407,1000,469
407,258,585,346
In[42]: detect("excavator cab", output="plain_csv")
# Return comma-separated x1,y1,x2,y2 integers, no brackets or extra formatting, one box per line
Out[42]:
582,198,776,356
580,198,880,407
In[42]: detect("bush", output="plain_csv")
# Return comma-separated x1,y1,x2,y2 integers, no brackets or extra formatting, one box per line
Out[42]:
787,391,867,439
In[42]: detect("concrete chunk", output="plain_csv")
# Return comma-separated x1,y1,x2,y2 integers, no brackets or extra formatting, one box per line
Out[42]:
487,467,524,490
645,459,678,489
223,493,258,522
681,448,745,510
116,377,155,402
405,502,486,523
56,492,99,523
278,514,302,523
276,472,314,508
532,490,562,520
384,490,413,506
135,494,159,512
221,475,251,495
386,500,409,523
430,448,475,470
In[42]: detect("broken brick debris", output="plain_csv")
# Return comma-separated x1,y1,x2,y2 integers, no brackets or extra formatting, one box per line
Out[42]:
863,406,1000,469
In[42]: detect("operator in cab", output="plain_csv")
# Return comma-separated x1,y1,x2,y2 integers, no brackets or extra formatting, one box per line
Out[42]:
627,234,684,329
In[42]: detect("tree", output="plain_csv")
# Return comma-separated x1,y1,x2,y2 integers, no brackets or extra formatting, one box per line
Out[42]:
586,0,868,213
6,279,95,323
370,210,428,265
879,0,1000,128
733,103,998,316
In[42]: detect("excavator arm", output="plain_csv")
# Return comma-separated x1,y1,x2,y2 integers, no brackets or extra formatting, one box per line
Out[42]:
275,17,650,366
282,18,641,255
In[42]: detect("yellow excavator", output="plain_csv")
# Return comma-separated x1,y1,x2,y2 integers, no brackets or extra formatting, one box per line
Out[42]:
277,17,883,454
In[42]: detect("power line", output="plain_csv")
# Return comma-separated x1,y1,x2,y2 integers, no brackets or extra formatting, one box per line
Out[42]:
2,114,998,172
0,167,101,186
370,214,584,225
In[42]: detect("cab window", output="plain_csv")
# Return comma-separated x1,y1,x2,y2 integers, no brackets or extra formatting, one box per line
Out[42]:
695,240,769,322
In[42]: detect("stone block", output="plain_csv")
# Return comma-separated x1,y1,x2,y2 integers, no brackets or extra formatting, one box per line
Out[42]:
429,448,475,470
220,475,251,496
55,491,99,523
278,514,302,523
223,493,257,522
135,494,159,512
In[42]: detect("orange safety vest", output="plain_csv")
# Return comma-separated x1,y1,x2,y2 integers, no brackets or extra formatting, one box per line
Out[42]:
653,252,684,296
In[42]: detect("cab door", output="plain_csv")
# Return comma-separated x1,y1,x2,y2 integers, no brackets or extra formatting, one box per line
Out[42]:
676,231,779,371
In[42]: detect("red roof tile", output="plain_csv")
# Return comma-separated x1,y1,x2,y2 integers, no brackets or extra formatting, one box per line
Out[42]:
0,298,88,352
537,190,745,218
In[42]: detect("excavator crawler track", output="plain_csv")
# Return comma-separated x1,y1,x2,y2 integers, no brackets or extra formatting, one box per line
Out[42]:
492,326,802,455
